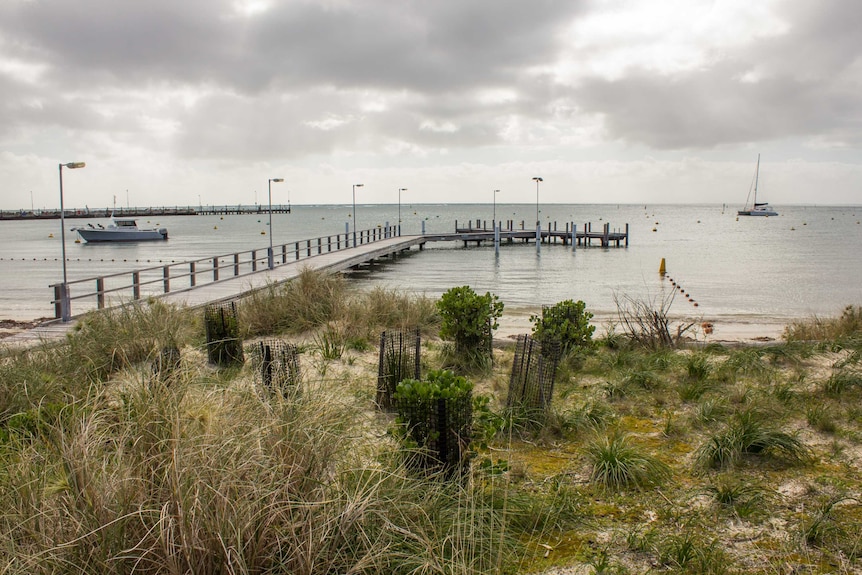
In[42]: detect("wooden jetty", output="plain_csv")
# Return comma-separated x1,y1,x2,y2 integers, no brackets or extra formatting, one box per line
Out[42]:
453,219,629,248
37,218,628,325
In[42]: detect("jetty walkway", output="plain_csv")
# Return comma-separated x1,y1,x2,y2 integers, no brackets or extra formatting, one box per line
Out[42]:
6,219,628,346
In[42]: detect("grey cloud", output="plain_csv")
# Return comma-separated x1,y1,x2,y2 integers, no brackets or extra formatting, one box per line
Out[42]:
572,0,862,150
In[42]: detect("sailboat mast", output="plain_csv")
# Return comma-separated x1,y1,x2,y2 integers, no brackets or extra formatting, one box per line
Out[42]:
753,153,760,204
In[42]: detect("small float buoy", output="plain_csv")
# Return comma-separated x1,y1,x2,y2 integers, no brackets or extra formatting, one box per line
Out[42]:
74,239,81,243
49,233,54,238
214,226,218,229
652,228,657,232
693,303,699,307
260,230,266,235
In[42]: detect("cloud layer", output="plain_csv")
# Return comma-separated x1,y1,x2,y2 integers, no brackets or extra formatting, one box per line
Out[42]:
1,0,860,208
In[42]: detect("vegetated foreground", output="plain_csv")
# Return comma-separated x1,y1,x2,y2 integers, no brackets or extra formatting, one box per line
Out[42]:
1,271,861,574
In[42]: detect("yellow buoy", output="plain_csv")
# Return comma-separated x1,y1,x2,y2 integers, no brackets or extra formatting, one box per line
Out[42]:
659,258,666,275
261,230,266,235
48,233,54,238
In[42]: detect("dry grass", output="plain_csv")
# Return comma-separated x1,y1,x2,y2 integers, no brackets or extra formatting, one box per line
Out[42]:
2,298,862,574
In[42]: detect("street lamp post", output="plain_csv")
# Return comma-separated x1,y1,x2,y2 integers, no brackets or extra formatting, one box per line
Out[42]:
493,189,500,229
58,161,86,322
532,177,543,252
267,177,284,269
352,183,363,246
532,177,543,225
398,188,407,236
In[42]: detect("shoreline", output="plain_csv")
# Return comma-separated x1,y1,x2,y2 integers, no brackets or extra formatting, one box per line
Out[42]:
496,309,787,345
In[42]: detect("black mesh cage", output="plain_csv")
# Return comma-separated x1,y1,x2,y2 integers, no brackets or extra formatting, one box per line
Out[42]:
376,328,421,409
251,339,301,395
395,393,472,477
152,345,181,380
507,334,560,412
204,302,244,366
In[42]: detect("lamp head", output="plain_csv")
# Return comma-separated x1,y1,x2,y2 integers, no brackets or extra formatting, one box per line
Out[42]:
355,183,364,188
532,177,543,182
63,162,86,169
270,178,284,183
399,188,407,192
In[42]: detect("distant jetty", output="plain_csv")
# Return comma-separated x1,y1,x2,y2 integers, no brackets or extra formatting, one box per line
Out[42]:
0,204,292,220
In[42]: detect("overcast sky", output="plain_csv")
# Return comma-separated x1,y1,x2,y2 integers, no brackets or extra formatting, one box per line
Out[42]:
1,0,860,210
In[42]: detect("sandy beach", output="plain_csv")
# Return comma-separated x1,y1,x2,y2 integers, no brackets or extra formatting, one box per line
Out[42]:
0,310,787,346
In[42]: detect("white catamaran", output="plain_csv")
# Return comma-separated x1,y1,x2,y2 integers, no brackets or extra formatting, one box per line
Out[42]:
738,154,777,217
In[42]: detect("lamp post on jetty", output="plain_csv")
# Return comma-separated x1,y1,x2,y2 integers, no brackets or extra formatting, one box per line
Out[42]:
58,161,86,322
267,177,284,269
532,177,543,253
352,183,363,246
493,189,500,229
398,188,407,236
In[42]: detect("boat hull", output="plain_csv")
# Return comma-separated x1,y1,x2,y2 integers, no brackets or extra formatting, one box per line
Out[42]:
737,210,778,217
75,228,168,242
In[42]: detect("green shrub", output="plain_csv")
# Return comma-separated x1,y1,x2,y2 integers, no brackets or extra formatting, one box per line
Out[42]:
437,286,503,359
394,369,474,475
530,299,595,358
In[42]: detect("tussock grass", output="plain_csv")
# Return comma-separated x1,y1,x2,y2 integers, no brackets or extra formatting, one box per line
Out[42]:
241,267,348,335
696,409,812,469
240,269,439,343
785,305,862,343
702,475,768,518
585,430,671,491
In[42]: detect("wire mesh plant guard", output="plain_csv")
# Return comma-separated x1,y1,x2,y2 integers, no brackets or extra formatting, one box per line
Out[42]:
394,370,473,478
507,334,560,413
151,344,181,382
251,339,301,396
204,302,244,366
376,328,421,409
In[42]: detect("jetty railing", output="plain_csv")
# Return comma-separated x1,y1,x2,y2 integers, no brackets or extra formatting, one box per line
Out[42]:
50,224,396,320
454,219,629,248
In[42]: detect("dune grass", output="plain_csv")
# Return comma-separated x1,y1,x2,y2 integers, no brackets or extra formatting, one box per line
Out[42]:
2,291,862,574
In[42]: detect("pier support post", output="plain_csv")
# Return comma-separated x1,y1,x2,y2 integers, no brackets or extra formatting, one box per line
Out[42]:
56,283,71,321
625,223,629,247
422,220,426,235
133,272,141,300
536,223,541,255
572,222,576,252
494,221,500,256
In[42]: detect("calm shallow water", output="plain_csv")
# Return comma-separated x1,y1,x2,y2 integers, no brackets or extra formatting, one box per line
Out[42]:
1,203,860,323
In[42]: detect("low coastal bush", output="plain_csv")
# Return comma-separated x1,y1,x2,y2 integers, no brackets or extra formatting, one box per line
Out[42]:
530,299,595,358
437,285,503,370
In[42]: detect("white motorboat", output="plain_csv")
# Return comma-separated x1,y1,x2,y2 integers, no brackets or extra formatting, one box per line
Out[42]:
738,154,778,217
73,218,168,242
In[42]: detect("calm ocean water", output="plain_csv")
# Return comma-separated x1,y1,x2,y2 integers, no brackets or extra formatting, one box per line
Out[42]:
1,203,860,325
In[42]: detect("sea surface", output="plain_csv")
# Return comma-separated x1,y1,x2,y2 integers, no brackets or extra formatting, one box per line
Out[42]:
1,203,860,328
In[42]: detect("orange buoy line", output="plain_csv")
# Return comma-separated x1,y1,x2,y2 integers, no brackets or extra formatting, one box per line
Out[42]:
660,258,700,308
